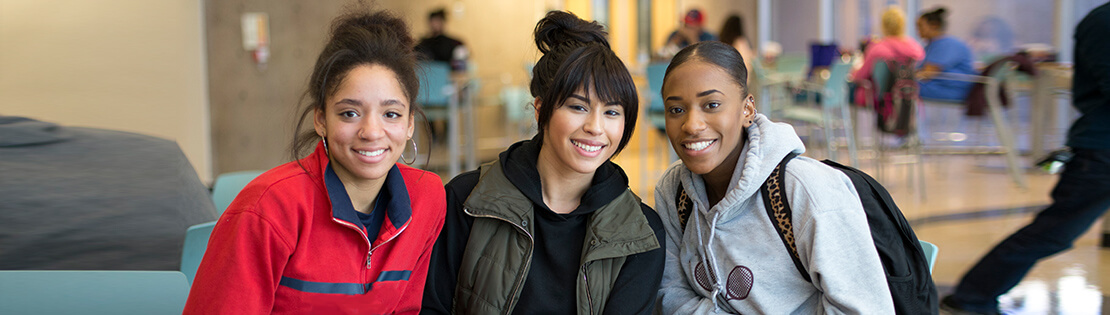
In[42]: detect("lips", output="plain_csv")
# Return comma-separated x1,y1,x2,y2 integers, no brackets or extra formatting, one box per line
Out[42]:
683,139,715,151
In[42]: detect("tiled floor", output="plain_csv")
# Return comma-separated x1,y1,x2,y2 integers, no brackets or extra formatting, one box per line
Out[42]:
426,93,1105,313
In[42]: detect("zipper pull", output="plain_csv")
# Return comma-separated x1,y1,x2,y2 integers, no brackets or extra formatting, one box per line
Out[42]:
366,253,372,269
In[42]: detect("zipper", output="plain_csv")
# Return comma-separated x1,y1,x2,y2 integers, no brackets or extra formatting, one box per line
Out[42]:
463,207,533,315
332,218,374,269
581,263,594,315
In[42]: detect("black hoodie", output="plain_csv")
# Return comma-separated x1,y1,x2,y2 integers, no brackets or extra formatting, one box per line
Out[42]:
422,138,665,314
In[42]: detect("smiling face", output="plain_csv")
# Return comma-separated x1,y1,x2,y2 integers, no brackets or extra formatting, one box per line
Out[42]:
537,87,626,176
314,64,414,187
662,59,756,178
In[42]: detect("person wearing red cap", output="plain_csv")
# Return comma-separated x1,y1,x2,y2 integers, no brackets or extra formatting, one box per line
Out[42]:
657,9,718,59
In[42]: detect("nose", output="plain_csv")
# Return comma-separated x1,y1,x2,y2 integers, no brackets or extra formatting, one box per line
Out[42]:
583,110,604,135
681,110,706,135
359,117,384,140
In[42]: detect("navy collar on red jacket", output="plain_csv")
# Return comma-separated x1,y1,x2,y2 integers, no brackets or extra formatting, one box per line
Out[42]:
324,162,412,238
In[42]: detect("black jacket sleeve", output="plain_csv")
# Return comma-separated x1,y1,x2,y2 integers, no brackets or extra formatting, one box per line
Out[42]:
420,171,479,314
601,203,667,315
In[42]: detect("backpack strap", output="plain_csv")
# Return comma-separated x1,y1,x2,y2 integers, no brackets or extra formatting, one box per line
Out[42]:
675,185,693,232
759,152,811,282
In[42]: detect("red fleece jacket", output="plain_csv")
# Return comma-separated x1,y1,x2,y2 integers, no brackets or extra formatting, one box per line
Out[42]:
184,144,445,314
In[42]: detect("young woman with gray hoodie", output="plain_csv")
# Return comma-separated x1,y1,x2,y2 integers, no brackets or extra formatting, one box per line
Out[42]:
654,41,895,313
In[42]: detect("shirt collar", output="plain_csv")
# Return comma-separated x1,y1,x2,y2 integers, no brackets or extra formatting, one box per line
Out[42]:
324,163,411,231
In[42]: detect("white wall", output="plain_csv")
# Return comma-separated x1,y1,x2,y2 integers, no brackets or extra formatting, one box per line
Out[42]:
1,0,211,181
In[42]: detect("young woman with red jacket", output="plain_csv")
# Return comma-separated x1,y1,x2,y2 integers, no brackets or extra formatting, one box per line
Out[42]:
184,10,445,314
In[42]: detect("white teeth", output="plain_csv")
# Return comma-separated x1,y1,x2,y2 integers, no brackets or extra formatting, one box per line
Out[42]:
357,149,385,157
684,140,713,151
572,140,602,152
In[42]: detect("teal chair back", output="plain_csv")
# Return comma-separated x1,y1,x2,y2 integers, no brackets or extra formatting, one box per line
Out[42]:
211,170,265,214
918,240,939,273
872,60,892,101
181,221,216,284
0,270,190,314
822,61,852,108
645,62,669,113
417,61,452,108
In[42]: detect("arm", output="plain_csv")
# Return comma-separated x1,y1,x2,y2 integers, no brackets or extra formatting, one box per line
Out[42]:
601,204,667,315
394,185,447,315
788,171,894,314
183,211,294,314
653,180,724,314
420,179,476,315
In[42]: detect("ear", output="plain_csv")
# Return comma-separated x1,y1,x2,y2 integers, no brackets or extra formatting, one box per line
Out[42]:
313,107,327,138
742,94,757,128
533,97,542,122
406,112,416,139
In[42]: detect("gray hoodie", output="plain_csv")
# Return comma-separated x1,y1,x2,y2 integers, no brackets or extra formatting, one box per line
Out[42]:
655,114,893,314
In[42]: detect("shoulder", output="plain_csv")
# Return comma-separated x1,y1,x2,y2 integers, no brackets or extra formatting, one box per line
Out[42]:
639,203,665,235
655,161,687,195
445,169,481,203
230,161,319,215
779,157,860,215
398,164,445,197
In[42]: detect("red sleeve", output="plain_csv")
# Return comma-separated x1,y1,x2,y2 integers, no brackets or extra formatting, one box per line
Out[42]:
392,175,447,314
183,211,294,314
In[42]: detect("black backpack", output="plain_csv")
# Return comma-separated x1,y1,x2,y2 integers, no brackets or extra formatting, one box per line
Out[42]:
874,59,918,137
760,153,938,314
671,155,938,314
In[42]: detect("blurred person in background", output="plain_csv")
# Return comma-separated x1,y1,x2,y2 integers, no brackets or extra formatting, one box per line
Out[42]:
719,14,755,83
0,115,217,270
658,9,718,59
941,3,1110,314
184,9,445,313
850,6,924,107
916,7,976,102
416,8,468,72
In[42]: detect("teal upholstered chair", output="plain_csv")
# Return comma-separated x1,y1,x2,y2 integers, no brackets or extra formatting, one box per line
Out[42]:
0,270,190,314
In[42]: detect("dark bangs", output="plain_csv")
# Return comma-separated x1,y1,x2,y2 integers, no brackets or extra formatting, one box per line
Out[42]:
539,43,639,156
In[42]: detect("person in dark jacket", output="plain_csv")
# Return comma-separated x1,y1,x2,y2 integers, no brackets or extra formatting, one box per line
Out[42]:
941,3,1110,314
415,8,467,71
184,9,446,314
421,10,666,315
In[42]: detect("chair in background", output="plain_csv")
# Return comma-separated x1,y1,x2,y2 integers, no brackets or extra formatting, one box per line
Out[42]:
417,60,467,177
211,170,265,214
644,61,669,132
751,54,808,117
918,240,939,273
185,170,264,284
180,221,216,285
863,59,927,198
0,270,190,314
781,60,859,166
917,61,1027,189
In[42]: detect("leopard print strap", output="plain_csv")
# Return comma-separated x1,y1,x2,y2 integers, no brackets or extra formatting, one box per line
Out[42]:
759,153,811,282
676,185,692,232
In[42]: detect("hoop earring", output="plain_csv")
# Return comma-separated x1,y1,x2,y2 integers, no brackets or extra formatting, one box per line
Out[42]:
321,136,330,156
400,138,417,165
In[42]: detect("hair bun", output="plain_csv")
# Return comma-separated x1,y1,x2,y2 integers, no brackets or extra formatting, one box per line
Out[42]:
533,11,609,54
332,11,415,53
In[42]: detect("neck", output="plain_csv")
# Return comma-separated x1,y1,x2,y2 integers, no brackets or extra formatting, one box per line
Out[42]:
332,161,386,214
536,146,594,214
702,139,745,208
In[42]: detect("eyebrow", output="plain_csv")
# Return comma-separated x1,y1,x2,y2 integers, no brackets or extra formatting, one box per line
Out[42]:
665,89,723,101
334,98,406,107
569,94,590,103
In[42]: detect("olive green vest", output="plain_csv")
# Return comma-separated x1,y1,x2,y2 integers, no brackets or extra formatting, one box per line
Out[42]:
452,161,660,314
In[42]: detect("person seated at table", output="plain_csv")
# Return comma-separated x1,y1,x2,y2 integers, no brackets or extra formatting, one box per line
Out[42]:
851,6,924,107
917,7,977,102
657,9,718,59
